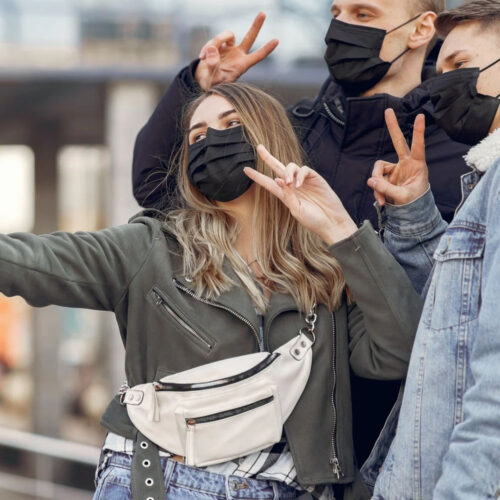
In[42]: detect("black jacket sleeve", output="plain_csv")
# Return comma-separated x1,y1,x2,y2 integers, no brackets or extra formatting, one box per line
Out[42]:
132,60,201,210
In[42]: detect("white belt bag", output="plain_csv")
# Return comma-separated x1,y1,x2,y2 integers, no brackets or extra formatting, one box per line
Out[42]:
122,311,317,467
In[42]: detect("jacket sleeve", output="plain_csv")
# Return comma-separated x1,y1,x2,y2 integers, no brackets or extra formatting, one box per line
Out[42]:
0,222,155,311
329,221,423,380
383,188,448,295
132,60,201,210
432,191,500,500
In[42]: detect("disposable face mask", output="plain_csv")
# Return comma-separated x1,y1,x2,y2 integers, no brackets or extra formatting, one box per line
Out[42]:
324,15,420,96
429,58,500,145
187,126,256,202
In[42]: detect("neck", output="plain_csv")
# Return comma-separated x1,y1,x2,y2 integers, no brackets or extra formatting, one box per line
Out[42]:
216,186,256,260
362,51,425,98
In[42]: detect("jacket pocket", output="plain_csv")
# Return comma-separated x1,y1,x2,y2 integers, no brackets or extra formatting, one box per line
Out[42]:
148,287,215,352
426,223,485,332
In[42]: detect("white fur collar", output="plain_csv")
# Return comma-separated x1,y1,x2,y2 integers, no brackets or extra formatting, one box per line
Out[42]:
464,127,500,173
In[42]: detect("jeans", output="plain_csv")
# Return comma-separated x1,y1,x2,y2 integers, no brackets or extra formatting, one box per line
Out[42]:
93,452,299,500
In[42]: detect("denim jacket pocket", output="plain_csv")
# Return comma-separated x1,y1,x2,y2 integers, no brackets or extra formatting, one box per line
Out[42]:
425,223,485,332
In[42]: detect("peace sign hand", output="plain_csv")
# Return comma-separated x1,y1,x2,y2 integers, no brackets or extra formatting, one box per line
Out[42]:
244,145,358,246
367,109,430,207
195,12,279,91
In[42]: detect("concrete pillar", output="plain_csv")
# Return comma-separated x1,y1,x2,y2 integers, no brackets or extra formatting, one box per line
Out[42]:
104,82,158,390
29,119,61,497
30,119,62,438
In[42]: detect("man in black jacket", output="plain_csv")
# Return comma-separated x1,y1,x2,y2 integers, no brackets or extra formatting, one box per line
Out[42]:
131,0,470,468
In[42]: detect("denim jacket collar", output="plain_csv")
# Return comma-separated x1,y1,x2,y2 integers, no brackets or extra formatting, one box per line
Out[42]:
464,127,500,173
456,128,500,212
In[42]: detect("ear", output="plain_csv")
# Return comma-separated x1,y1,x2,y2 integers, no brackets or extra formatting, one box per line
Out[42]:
408,11,437,50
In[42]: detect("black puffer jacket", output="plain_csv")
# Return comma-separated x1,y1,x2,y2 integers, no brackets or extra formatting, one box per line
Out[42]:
131,60,471,466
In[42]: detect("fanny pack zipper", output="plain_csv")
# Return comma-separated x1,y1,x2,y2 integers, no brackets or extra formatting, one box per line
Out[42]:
186,396,274,426
152,352,280,392
329,312,344,479
151,288,213,350
173,278,261,350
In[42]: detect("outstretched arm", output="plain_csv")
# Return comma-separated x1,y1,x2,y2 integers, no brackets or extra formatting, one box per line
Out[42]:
0,221,155,311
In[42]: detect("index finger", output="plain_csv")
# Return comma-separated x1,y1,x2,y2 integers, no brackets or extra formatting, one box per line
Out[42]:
385,108,410,160
240,12,267,53
257,145,286,177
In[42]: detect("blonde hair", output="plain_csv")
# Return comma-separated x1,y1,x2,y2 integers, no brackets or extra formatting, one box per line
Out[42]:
166,82,346,313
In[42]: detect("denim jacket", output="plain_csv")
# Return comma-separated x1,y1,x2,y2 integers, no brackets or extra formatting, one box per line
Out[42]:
368,127,500,500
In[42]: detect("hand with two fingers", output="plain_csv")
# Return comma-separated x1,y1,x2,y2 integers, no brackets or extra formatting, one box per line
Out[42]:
195,12,279,91
367,109,430,207
245,145,358,246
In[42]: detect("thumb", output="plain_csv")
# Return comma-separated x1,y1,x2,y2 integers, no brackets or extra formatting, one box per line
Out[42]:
367,176,404,204
205,45,220,68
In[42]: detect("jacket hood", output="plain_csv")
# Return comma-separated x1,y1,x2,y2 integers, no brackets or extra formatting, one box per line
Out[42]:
464,127,500,173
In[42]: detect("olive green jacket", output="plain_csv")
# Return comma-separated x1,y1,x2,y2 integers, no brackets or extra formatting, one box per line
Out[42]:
0,212,422,498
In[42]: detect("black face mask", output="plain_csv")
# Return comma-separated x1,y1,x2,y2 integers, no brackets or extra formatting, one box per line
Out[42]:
324,15,420,96
187,126,256,202
429,58,500,145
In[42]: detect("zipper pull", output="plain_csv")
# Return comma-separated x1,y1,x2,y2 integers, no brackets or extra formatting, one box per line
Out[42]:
153,292,162,306
329,457,344,479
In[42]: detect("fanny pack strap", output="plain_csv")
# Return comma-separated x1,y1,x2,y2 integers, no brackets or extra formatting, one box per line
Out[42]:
131,431,167,500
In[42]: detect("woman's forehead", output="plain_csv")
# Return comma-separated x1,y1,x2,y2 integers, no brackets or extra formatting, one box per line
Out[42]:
190,95,235,127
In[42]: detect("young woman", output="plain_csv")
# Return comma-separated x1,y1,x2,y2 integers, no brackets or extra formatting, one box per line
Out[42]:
0,83,421,500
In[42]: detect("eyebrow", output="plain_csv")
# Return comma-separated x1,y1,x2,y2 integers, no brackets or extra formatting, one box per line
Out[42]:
188,109,237,134
331,2,381,13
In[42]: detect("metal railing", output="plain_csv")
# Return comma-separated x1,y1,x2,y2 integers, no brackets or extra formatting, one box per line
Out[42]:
0,426,100,500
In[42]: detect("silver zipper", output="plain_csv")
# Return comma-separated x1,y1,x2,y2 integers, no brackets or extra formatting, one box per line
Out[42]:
186,396,274,425
173,278,261,350
152,289,213,350
323,102,346,127
329,312,344,479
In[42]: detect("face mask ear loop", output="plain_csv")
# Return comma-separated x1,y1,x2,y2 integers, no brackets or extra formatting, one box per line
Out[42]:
386,13,422,34
390,47,411,64
480,57,500,73
386,13,421,64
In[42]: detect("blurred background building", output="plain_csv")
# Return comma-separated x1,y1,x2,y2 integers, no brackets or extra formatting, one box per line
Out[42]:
0,0,467,498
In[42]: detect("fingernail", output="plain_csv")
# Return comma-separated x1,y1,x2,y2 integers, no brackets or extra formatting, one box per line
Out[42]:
207,47,216,55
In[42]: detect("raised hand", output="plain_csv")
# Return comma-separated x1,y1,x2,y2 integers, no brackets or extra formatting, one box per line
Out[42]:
195,12,279,91
244,145,358,246
367,109,430,206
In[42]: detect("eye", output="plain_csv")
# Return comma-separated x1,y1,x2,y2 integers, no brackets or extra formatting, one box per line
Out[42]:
356,10,373,21
192,132,206,143
454,60,467,69
227,119,241,128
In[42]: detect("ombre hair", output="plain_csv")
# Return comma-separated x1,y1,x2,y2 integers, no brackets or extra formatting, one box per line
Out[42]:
165,82,346,313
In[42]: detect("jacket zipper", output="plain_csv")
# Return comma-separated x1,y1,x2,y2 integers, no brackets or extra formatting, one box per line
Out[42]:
329,312,344,479
151,288,213,350
173,278,261,350
323,102,345,127
186,396,274,426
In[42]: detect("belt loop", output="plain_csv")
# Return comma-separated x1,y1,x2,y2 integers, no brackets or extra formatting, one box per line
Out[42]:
225,475,233,500
272,481,279,500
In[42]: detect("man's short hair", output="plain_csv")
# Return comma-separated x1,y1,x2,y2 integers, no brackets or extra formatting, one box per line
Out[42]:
411,0,446,15
435,0,500,37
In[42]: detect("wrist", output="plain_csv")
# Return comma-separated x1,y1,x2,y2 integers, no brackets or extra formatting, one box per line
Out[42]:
322,219,358,246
